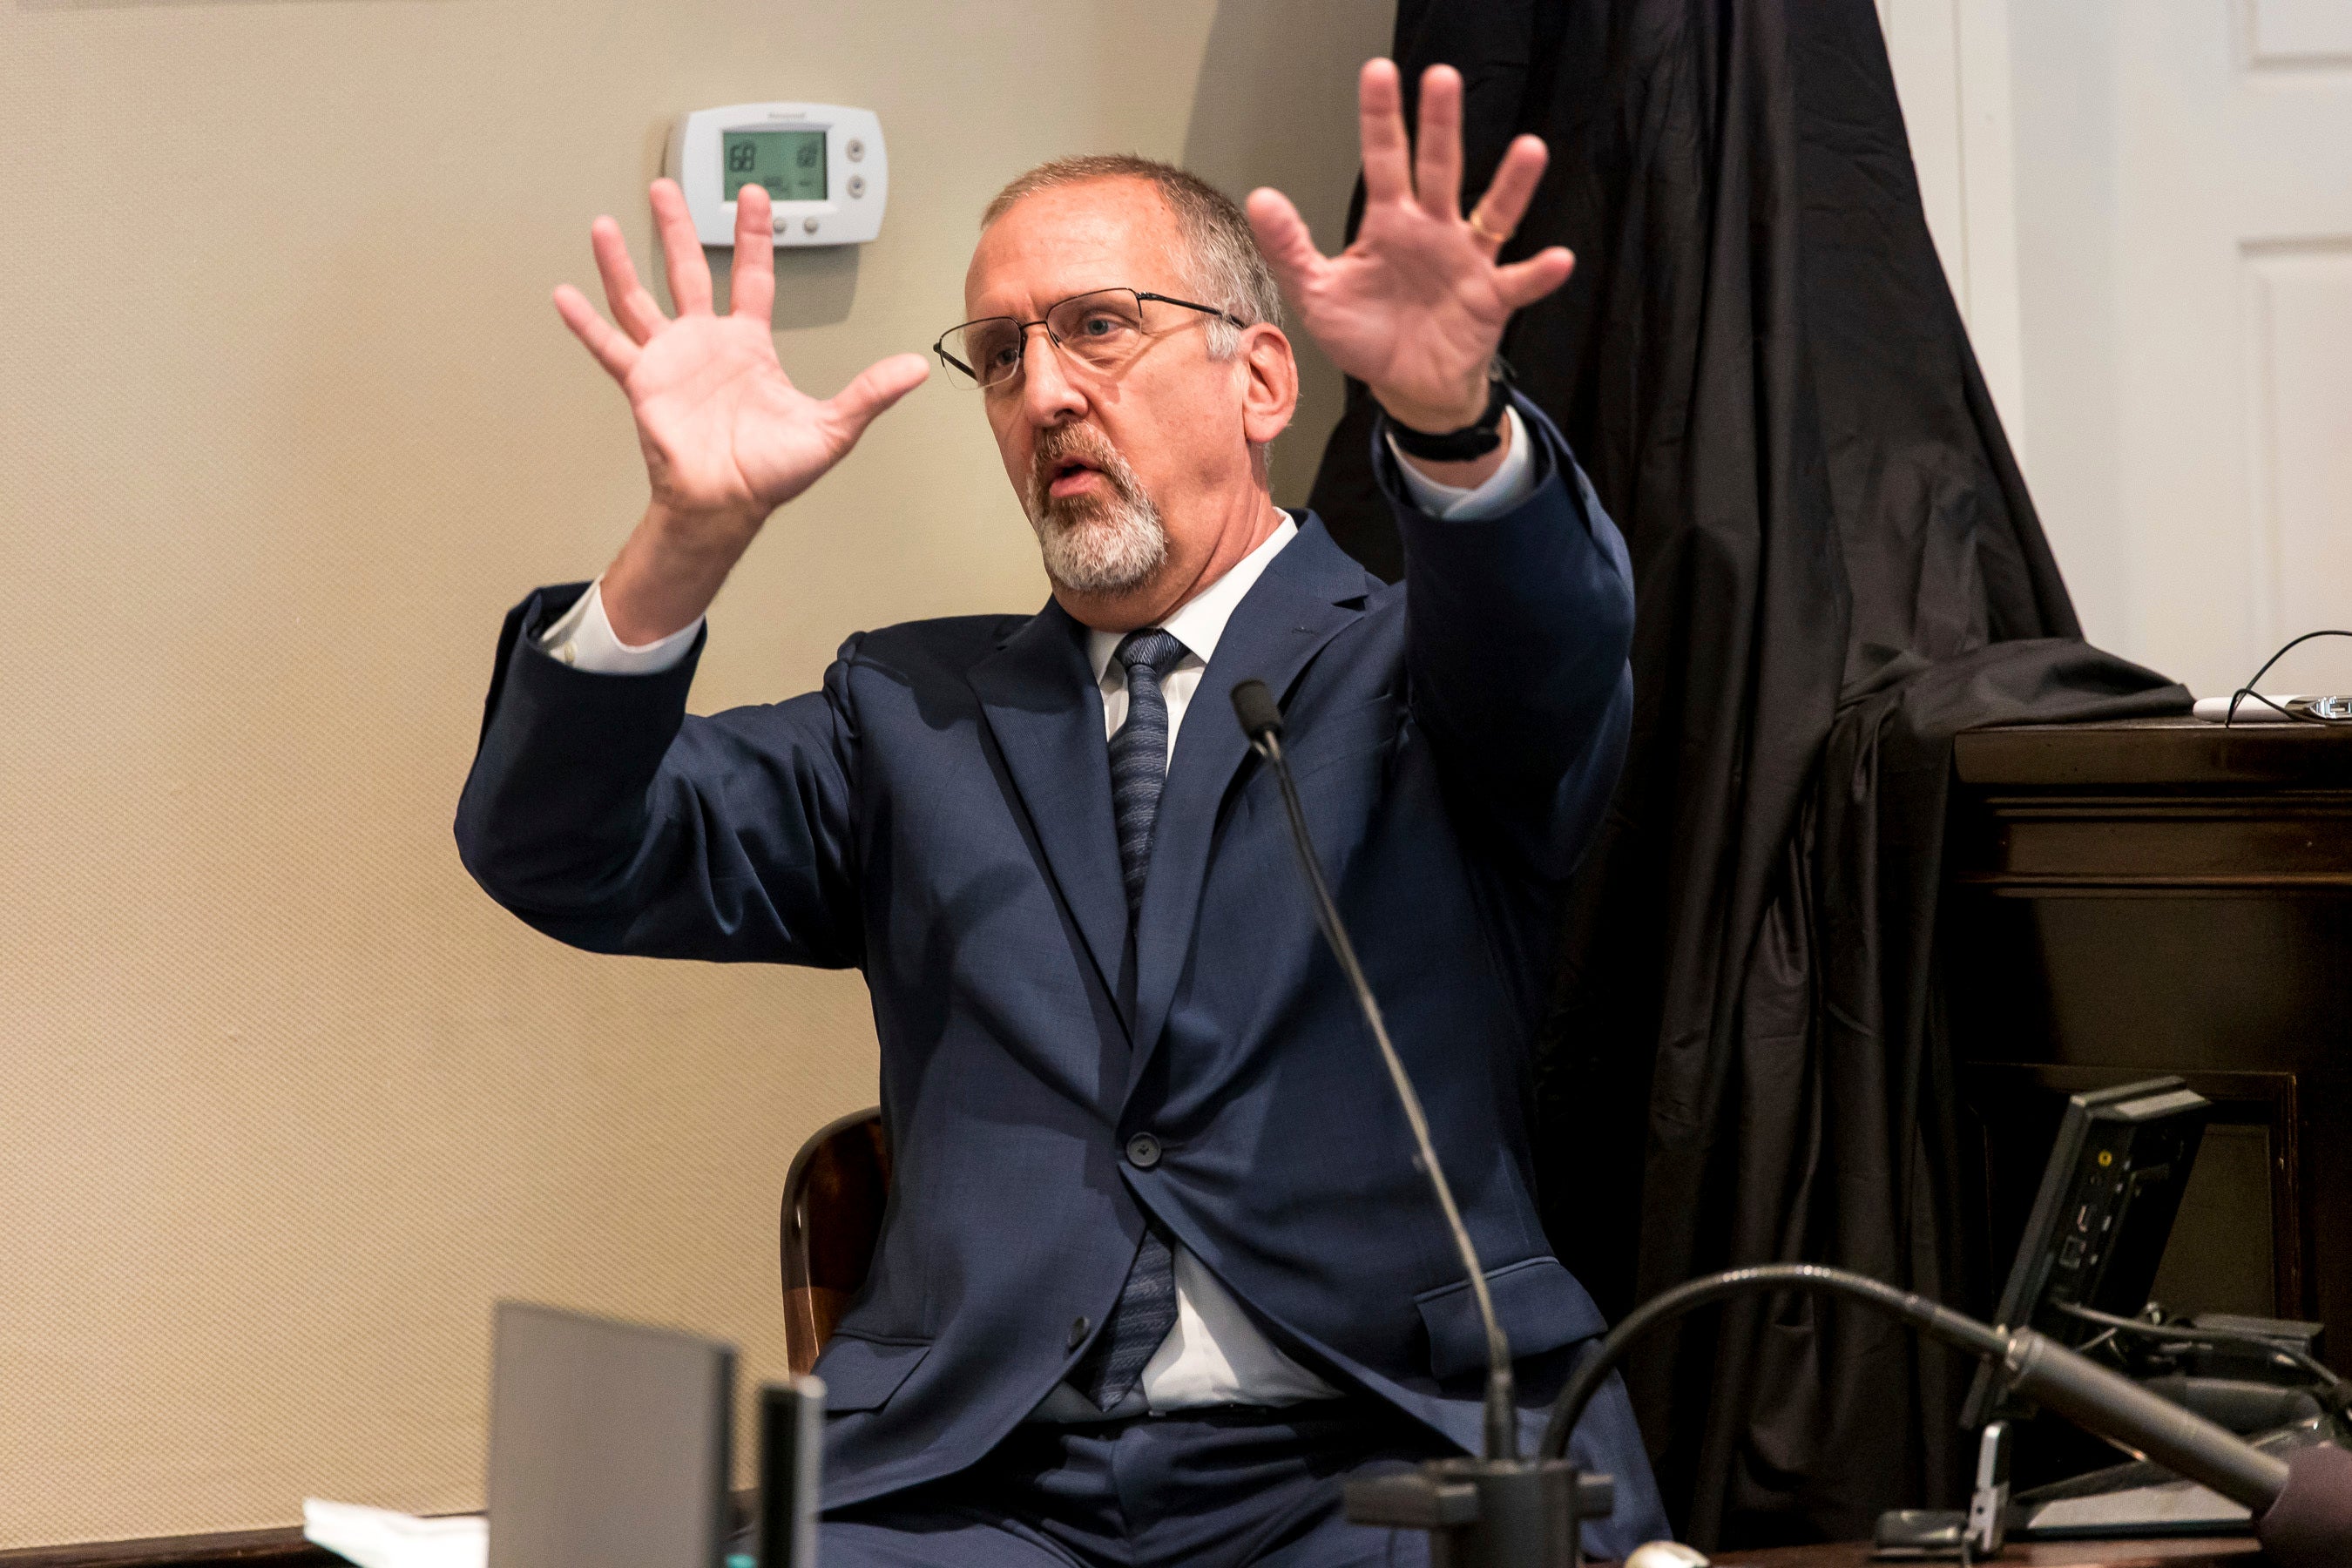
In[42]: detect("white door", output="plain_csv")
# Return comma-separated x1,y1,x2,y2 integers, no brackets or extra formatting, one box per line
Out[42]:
1886,0,2352,700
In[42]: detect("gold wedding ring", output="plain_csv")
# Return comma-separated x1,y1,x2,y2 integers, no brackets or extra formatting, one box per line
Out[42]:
1467,210,1513,246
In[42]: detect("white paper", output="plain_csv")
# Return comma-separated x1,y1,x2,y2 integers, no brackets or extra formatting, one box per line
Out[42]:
302,1499,488,1568
2192,693,2319,723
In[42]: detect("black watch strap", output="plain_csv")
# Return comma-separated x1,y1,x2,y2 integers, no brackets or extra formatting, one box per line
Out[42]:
1386,363,1513,462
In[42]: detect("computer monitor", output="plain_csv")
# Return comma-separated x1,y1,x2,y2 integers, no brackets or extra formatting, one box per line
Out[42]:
1963,1076,2211,1429
757,1378,827,1568
486,1301,737,1568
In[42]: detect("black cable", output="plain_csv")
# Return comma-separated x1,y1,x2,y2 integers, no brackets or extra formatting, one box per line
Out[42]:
2051,1301,2351,1408
2223,629,2352,727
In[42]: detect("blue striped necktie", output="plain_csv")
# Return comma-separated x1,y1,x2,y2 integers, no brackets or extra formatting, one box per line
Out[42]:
1105,628,1187,916
1073,625,1186,1410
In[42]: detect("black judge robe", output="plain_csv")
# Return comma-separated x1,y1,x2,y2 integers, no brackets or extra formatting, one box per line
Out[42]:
1305,0,2189,1545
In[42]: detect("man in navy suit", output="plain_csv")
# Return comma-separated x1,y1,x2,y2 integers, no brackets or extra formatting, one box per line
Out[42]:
458,59,1668,1565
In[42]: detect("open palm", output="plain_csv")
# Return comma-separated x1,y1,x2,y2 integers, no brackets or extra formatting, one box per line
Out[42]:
554,180,928,525
1247,61,1574,432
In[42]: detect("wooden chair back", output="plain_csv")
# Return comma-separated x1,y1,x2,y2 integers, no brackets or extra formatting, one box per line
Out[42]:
779,1106,891,1376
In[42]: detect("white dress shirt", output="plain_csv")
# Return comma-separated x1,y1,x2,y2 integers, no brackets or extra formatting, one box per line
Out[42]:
537,409,1538,1415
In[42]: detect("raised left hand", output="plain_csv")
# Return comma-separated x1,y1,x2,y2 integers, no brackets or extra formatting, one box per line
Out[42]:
1246,59,1574,434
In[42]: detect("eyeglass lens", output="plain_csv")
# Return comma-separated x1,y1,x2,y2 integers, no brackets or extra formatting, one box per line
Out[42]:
945,290,1150,389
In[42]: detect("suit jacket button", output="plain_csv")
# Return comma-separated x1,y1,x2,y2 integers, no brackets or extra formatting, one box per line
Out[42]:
1068,1315,1091,1349
1125,1132,1162,1169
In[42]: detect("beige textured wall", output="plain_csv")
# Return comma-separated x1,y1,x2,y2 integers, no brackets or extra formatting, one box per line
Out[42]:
0,0,1389,1546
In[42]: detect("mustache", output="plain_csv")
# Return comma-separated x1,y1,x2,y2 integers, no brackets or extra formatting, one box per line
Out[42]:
1025,424,1141,519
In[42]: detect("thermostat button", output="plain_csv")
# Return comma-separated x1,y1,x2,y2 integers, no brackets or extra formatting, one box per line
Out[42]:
848,175,867,199
803,216,821,234
846,138,865,161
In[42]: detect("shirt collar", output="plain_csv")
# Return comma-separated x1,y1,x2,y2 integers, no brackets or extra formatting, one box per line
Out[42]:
1085,512,1300,682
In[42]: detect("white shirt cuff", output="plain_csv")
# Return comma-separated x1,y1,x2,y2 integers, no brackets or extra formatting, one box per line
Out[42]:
536,580,703,674
1388,404,1538,521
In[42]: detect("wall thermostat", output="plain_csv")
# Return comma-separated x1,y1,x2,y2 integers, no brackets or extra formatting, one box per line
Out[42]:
666,103,886,248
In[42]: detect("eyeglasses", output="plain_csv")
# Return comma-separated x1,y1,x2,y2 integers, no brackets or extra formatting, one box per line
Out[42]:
933,287,1247,393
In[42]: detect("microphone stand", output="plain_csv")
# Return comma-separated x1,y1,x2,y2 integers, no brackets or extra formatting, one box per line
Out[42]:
1233,681,1604,1568
1233,679,2352,1568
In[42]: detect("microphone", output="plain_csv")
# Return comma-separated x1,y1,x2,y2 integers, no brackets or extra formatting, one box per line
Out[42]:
1231,679,1517,1460
2262,1443,2352,1567
1228,679,1285,747
1237,679,1624,1568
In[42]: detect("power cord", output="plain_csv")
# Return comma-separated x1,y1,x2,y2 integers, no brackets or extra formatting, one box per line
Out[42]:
2223,630,2352,727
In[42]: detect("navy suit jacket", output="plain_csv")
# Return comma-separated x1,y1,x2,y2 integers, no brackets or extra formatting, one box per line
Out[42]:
456,400,1667,1551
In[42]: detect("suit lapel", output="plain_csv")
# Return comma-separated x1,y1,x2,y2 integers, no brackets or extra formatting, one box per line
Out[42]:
1125,518,1372,1098
969,602,1132,1019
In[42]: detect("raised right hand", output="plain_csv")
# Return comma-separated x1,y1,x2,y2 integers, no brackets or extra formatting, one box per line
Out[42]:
552,179,928,640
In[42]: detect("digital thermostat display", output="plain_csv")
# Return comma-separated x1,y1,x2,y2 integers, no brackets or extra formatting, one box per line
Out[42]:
722,129,827,203
667,103,886,248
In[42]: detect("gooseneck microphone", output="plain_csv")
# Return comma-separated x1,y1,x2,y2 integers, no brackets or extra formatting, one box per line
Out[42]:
1541,1266,2285,1502
1231,678,1517,1463
1540,1265,2352,1568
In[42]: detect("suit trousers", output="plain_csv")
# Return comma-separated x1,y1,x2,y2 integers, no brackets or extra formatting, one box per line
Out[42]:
816,1397,1447,1568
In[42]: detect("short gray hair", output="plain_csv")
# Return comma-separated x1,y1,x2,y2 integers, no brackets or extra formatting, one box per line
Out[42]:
982,154,1283,357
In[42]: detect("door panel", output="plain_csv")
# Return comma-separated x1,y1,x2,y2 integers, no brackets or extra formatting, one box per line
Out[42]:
1998,1,2352,698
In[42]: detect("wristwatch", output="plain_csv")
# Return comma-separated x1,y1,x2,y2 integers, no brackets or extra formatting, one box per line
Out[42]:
1385,358,1514,463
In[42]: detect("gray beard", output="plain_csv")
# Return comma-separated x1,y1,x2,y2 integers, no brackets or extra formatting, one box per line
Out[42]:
1024,443,1167,596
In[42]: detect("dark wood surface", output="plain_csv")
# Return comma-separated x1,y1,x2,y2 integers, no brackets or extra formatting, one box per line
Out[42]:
780,1106,890,1377
1953,715,2352,789
0,1527,335,1568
